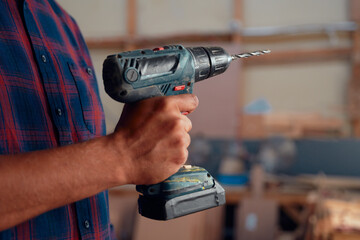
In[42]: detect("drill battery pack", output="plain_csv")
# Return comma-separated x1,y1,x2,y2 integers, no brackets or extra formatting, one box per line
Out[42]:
136,166,226,220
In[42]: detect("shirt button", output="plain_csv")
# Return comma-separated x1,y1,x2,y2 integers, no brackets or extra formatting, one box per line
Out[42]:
84,220,90,229
41,55,47,63
56,108,62,116
86,67,93,76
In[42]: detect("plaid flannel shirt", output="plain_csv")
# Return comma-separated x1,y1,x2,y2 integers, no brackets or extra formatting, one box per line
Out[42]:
0,0,112,239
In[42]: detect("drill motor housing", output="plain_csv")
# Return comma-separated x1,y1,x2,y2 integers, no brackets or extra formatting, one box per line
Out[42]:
102,45,231,103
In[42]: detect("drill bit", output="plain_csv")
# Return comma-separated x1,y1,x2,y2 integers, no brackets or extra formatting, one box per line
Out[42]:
231,50,271,60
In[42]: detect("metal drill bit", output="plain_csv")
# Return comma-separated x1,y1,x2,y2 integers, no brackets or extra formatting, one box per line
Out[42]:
231,50,271,60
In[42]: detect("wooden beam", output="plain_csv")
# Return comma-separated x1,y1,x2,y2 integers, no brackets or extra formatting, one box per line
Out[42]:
244,47,352,66
350,0,360,22
127,0,136,37
232,0,243,44
243,31,352,44
348,30,360,135
126,0,137,50
85,36,126,49
85,33,233,50
347,0,360,136
86,33,353,56
232,0,245,139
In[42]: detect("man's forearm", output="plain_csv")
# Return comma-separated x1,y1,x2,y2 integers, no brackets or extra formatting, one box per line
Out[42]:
0,135,122,231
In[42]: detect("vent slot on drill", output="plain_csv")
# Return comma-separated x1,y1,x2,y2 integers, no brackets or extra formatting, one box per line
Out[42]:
160,84,171,95
120,58,140,70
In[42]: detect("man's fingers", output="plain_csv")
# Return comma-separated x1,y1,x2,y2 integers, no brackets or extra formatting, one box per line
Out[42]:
181,115,192,132
168,94,199,114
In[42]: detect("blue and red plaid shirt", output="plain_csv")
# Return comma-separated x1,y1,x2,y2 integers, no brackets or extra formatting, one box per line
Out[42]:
0,0,112,239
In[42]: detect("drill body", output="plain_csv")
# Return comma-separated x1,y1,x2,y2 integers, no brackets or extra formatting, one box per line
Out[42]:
102,45,232,103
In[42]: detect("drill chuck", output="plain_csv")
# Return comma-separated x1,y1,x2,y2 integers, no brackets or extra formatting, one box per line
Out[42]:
187,46,232,82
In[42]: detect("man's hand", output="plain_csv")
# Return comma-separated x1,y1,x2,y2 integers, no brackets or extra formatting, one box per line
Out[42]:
110,94,199,185
0,94,198,230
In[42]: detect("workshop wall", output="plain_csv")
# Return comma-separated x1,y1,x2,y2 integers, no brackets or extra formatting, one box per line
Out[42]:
57,0,352,134
58,0,347,37
244,0,347,27
243,1,351,132
55,2,359,239
57,0,128,38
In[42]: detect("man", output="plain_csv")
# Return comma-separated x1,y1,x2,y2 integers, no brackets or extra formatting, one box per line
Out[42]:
0,0,198,238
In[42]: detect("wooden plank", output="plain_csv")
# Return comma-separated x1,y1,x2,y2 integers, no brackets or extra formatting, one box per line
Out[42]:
348,30,360,135
127,0,136,36
348,0,360,136
86,36,352,65
232,0,245,138
351,0,360,22
85,36,126,49
243,31,351,44
232,0,243,44
240,113,343,139
85,33,233,49
243,47,352,66
126,0,137,50
238,114,266,139
85,30,353,51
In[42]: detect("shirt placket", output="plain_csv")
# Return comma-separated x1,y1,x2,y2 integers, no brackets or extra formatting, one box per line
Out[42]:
21,1,96,238
22,1,73,146
75,199,96,238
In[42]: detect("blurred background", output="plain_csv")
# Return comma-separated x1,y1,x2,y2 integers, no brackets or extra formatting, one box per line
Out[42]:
57,0,360,239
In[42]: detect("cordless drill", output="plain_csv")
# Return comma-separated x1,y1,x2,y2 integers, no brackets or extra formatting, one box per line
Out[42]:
102,45,270,220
